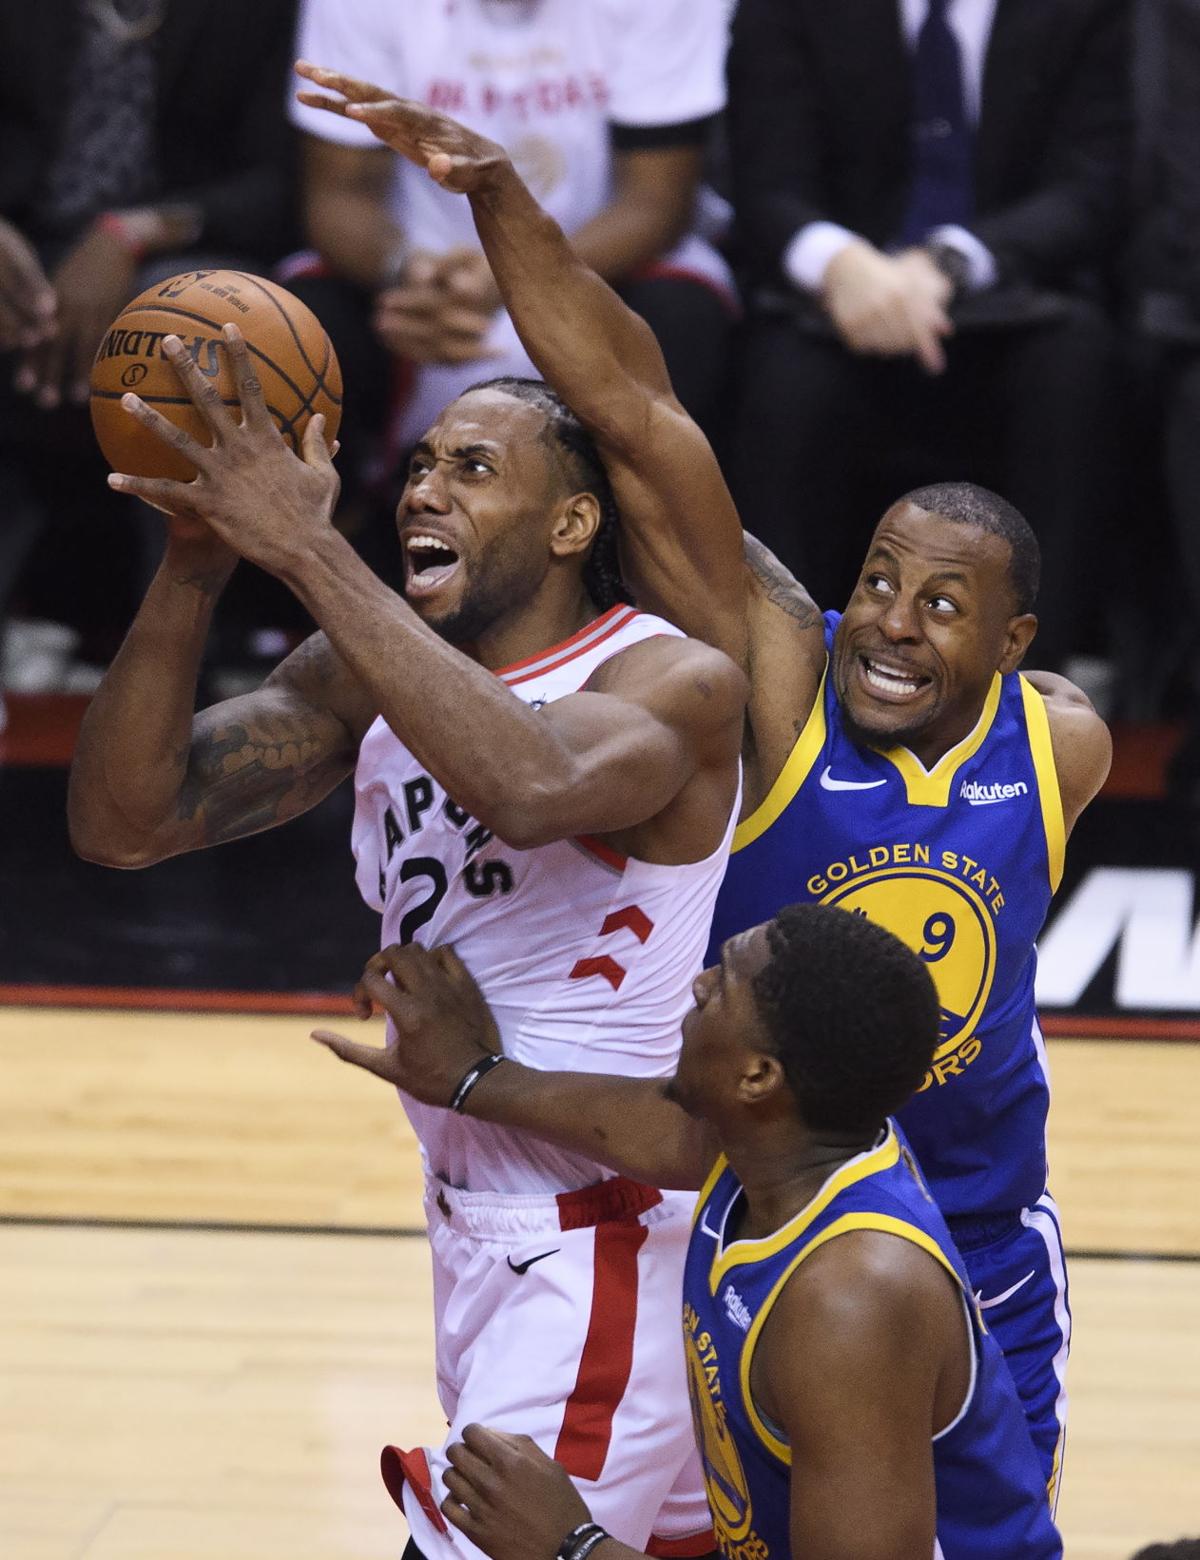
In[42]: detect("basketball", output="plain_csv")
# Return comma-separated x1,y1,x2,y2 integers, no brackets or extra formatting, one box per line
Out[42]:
89,269,343,482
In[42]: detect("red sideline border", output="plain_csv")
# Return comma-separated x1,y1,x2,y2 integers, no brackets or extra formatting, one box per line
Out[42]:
1,982,1199,1038
0,983,354,1015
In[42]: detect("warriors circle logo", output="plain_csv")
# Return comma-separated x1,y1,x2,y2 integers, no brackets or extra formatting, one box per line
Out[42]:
685,1325,753,1543
821,866,997,1086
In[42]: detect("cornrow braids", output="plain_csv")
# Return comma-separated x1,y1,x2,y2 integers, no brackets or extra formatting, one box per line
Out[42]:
469,376,634,612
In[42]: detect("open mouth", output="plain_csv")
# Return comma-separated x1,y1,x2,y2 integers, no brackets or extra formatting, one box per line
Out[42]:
404,534,462,598
857,654,933,702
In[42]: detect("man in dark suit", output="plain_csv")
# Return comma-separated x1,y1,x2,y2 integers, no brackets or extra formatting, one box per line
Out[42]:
726,0,1132,672
0,0,299,718
1140,0,1200,800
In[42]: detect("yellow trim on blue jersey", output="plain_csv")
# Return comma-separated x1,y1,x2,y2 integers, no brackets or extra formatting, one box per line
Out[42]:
1019,676,1066,893
739,1211,964,1465
733,664,829,852
875,673,1003,807
706,1128,900,1291
1046,1422,1066,1514
693,1154,730,1227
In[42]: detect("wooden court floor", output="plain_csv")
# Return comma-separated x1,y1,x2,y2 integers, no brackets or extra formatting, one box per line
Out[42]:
2,1006,1198,1560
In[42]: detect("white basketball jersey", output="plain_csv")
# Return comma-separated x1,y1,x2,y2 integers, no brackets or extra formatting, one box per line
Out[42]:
351,604,739,1195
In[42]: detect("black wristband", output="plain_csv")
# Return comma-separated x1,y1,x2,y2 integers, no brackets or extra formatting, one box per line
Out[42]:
557,1523,607,1560
924,238,971,301
449,1052,507,1113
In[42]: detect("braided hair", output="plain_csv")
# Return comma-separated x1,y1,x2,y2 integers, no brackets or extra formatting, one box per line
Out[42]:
469,376,633,611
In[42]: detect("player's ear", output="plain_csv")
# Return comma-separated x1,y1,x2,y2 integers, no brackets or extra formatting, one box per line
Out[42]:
999,612,1037,674
736,1049,786,1106
549,491,600,562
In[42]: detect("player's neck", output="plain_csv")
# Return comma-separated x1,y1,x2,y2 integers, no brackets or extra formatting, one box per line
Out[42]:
721,1125,877,1242
847,690,991,769
469,581,605,673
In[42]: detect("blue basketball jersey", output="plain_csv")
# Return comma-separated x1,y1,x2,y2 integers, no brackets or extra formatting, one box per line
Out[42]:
707,612,1064,1218
682,1127,1063,1560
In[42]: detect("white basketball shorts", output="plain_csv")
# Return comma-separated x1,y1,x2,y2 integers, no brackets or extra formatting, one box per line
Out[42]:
382,1173,713,1560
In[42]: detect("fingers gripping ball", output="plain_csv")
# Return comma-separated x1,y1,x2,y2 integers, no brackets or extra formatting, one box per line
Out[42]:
90,269,342,481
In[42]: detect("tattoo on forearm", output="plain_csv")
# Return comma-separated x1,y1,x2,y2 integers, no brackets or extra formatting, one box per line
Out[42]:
178,717,343,847
743,533,821,628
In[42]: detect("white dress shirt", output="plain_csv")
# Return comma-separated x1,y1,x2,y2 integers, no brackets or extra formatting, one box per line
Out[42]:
785,0,1000,293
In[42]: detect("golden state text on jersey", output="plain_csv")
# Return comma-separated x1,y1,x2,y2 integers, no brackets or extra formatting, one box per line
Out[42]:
707,613,1065,1220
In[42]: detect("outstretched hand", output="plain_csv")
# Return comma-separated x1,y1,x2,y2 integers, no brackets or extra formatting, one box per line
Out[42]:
295,61,509,195
108,325,340,577
311,943,501,1104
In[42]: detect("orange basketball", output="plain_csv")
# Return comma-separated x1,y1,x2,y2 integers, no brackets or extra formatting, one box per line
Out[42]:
90,269,342,482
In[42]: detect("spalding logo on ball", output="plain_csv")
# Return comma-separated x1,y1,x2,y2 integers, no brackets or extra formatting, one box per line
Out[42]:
90,269,343,483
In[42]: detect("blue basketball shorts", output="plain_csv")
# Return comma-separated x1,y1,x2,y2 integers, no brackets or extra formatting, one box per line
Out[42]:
950,1192,1071,1513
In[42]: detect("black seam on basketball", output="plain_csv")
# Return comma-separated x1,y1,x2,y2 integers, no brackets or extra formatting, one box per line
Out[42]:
231,272,343,409
91,388,298,445
99,303,323,413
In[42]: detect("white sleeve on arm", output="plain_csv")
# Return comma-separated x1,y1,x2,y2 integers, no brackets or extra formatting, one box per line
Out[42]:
290,0,407,146
928,225,998,291
784,222,862,292
603,0,728,132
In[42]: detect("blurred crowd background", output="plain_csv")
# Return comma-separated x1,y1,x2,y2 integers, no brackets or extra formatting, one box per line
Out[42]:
1,0,1198,793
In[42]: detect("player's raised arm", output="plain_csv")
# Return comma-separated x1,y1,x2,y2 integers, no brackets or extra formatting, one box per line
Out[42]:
312,944,718,1191
67,513,375,867
293,63,749,671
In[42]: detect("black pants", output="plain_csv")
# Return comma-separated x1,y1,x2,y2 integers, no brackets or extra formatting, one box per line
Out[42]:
728,298,1124,671
1165,349,1200,637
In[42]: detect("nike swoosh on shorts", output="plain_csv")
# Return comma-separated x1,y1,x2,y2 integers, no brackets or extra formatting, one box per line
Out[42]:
975,1269,1037,1311
819,766,887,792
507,1248,560,1275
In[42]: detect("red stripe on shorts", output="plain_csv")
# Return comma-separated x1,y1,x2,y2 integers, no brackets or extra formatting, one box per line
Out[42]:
380,1444,448,1532
554,1217,649,1481
646,1531,719,1558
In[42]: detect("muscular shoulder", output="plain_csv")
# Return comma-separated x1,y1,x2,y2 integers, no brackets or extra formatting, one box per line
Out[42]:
755,1229,955,1432
264,631,378,746
586,634,748,751
1022,670,1111,834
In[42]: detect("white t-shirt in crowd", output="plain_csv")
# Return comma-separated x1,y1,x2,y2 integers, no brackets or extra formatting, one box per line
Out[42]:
291,0,734,443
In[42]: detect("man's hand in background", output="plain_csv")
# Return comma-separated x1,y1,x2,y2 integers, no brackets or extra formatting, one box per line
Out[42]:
821,239,953,375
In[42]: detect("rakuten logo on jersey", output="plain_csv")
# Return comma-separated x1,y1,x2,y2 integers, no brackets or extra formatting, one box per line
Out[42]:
722,1284,752,1333
960,779,1029,805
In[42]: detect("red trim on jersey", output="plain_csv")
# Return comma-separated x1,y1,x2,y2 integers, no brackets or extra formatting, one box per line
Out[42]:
554,1217,649,1480
600,905,654,944
575,834,628,871
569,954,627,991
380,1444,448,1532
556,1176,663,1231
498,605,638,686
646,1531,719,1557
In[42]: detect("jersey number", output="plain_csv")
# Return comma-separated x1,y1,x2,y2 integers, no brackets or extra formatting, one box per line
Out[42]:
919,912,956,963
398,858,448,944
